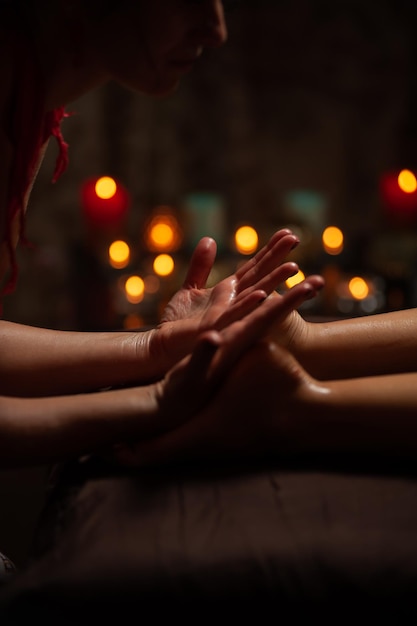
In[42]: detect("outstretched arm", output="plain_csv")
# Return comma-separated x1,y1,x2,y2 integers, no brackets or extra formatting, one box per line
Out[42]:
117,340,417,468
0,321,150,397
0,275,321,468
0,229,313,396
279,308,417,380
302,369,417,459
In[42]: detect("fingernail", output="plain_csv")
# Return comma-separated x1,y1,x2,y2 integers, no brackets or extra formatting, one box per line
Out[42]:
290,238,300,250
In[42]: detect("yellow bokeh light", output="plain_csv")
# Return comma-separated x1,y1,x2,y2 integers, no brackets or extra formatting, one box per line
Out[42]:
348,276,369,300
150,223,175,248
235,226,259,255
125,275,145,303
145,210,182,252
398,169,417,193
285,270,305,289
322,226,344,255
153,254,174,277
108,240,130,269
95,176,117,200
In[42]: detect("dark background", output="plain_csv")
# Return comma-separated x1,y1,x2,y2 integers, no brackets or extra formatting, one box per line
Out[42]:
2,0,417,567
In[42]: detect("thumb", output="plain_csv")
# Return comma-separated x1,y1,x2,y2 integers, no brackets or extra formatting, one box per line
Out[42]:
183,237,217,289
180,330,222,383
159,331,222,418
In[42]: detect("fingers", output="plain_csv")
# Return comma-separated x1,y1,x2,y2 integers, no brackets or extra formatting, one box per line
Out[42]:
124,279,324,468
235,261,299,304
183,229,294,291
299,274,325,292
162,330,222,400
233,276,324,345
212,289,268,330
235,228,292,281
182,237,217,289
236,231,300,294
183,330,221,379
280,275,325,309
208,276,322,384
114,276,324,469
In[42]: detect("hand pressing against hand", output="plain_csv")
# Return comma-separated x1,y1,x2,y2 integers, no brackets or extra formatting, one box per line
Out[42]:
112,273,324,467
143,229,307,379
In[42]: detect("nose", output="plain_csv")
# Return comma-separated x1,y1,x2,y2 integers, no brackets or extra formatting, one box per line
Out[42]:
199,0,228,48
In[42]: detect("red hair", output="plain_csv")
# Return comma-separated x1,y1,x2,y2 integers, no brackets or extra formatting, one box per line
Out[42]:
2,16,69,297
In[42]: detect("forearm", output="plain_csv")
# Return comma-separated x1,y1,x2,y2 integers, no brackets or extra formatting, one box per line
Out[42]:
297,372,417,459
295,309,417,379
0,320,158,396
0,384,159,467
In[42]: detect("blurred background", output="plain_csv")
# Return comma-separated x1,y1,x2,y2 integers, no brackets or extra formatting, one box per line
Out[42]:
2,0,417,567
4,0,417,330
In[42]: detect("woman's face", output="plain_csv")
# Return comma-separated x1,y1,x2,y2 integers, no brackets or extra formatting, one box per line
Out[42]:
92,0,228,95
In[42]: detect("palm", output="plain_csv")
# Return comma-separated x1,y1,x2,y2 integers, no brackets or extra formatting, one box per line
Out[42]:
113,284,324,468
152,231,302,370
161,274,238,329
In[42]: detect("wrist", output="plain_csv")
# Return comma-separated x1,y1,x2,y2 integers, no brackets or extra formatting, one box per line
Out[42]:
279,311,314,357
290,320,331,379
124,327,171,384
105,381,161,440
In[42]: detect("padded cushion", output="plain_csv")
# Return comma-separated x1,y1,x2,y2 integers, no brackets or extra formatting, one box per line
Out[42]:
1,455,417,623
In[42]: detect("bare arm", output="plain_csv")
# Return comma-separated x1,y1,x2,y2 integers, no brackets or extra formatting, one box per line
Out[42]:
0,320,155,396
0,230,314,397
284,308,417,380
0,384,158,467
298,370,417,460
121,340,417,467
0,278,322,468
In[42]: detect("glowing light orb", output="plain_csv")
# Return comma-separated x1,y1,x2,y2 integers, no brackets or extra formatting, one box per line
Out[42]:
322,226,344,255
235,226,259,255
108,240,130,269
398,169,417,194
95,176,117,200
145,210,182,252
285,270,305,289
125,275,145,303
150,223,175,248
153,254,174,277
348,276,369,300
81,176,130,225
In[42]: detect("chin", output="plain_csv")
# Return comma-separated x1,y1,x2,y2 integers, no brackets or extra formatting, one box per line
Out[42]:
117,72,181,97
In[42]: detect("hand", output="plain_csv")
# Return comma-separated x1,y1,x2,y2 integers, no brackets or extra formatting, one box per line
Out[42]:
266,275,325,353
146,229,306,376
112,275,323,467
